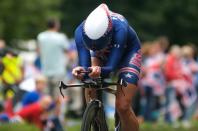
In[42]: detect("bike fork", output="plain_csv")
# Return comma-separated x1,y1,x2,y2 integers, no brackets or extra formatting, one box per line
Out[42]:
115,122,121,131
115,111,121,131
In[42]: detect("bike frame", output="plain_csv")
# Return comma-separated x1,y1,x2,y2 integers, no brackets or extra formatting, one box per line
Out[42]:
59,78,127,131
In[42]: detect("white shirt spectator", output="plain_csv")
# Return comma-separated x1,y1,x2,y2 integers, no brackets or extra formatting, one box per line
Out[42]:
37,31,69,77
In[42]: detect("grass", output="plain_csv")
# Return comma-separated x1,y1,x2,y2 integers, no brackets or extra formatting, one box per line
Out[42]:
0,123,39,131
66,119,198,131
1,120,198,131
140,121,198,131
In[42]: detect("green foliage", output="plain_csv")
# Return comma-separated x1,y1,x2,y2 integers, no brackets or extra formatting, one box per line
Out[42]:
0,0,61,45
0,0,198,45
61,0,198,44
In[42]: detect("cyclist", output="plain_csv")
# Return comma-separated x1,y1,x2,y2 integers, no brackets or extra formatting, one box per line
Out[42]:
72,3,141,131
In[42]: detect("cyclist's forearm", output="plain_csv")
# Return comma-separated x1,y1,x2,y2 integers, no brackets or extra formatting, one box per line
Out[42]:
101,66,113,77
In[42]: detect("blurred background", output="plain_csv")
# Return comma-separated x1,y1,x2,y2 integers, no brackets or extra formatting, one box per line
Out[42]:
1,0,198,131
1,0,198,45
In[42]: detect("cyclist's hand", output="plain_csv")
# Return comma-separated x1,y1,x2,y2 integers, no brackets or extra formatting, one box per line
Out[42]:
72,66,86,80
88,66,101,78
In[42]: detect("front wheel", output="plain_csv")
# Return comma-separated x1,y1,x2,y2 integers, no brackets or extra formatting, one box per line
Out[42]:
81,100,108,131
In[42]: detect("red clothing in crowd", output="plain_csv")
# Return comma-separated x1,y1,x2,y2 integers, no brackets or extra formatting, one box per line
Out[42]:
4,98,15,117
164,54,183,81
16,102,44,129
165,54,193,84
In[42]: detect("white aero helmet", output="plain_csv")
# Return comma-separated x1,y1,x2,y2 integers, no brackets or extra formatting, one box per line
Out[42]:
82,3,113,51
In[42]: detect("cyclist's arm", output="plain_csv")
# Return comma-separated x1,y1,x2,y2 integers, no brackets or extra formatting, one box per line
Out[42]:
100,26,127,77
75,24,91,68
101,26,141,77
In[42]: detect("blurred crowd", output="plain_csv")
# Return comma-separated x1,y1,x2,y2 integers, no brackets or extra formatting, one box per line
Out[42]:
0,19,81,131
0,19,198,130
135,37,198,128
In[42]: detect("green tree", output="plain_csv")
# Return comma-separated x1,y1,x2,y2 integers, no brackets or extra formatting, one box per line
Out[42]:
1,0,198,45
0,0,61,45
61,0,198,44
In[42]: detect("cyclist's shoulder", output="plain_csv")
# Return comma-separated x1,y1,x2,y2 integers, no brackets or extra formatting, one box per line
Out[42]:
110,12,129,34
110,11,128,25
74,22,85,43
110,11,125,20
75,22,84,37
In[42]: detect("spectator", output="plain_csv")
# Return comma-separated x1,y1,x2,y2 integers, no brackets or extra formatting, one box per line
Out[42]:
37,18,70,130
181,45,198,77
22,74,47,107
141,42,166,121
164,45,197,128
0,95,53,130
0,39,6,86
16,95,53,129
0,41,23,107
180,45,198,123
163,45,183,124
37,18,70,98
20,74,64,131
155,36,170,53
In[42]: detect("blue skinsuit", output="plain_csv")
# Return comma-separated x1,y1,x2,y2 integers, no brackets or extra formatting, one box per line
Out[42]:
74,12,141,85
